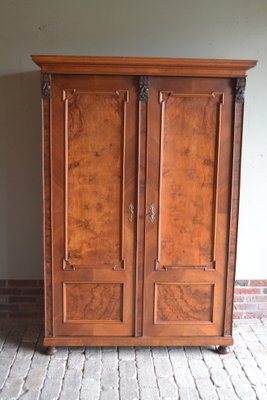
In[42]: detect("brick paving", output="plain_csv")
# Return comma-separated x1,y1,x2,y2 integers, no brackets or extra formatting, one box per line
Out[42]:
0,319,266,399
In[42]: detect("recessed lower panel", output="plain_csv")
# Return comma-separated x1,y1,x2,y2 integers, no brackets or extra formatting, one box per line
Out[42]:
63,282,123,323
154,283,214,323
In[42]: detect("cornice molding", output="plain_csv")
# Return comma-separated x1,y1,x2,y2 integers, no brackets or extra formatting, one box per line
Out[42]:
32,56,257,78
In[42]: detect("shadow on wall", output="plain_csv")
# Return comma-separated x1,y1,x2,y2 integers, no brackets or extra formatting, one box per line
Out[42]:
0,71,43,279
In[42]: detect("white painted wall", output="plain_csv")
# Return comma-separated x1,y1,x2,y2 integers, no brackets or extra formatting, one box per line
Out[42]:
0,0,266,279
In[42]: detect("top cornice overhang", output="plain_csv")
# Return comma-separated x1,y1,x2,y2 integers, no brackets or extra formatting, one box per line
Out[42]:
32,55,257,78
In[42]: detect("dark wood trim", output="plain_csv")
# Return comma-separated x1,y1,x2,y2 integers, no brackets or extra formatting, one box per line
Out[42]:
139,76,149,101
32,56,256,77
134,101,141,337
235,78,246,103
41,73,51,99
224,92,244,336
134,98,148,337
217,345,231,354
42,94,53,337
46,346,57,355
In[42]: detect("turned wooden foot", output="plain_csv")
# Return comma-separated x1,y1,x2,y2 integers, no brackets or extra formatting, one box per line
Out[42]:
46,346,57,355
217,345,231,354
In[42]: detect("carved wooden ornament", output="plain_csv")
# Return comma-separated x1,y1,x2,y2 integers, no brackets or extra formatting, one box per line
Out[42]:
41,73,51,99
235,77,246,103
139,76,149,101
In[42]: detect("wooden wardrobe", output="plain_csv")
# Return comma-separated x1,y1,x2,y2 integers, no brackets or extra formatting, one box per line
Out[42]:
32,56,256,354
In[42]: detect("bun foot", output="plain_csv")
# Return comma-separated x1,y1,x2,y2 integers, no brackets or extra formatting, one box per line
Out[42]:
217,345,231,355
46,346,57,355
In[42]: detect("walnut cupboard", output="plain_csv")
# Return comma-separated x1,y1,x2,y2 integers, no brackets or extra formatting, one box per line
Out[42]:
32,56,256,354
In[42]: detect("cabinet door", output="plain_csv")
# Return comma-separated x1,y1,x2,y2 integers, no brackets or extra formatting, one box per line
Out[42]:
143,77,234,337
51,75,138,336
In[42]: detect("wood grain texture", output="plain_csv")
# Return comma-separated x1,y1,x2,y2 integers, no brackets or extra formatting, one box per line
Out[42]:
64,89,128,269
64,282,123,322
50,75,138,338
33,56,256,348
44,335,233,347
158,92,223,268
143,77,234,338
155,283,213,323
32,55,256,77
134,99,148,337
224,97,244,336
42,94,52,337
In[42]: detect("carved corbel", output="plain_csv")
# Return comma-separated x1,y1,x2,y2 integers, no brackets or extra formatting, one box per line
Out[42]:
41,73,51,99
235,78,246,103
139,76,149,101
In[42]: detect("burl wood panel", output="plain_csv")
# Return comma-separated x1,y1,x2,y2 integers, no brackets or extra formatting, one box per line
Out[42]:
155,283,214,323
64,282,123,322
65,90,127,268
159,93,222,267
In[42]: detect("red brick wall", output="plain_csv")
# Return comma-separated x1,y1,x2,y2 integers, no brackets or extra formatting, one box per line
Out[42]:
0,280,44,318
234,280,267,318
0,279,267,319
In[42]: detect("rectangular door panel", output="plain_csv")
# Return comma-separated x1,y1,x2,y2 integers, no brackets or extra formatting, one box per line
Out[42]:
63,282,123,323
158,91,223,269
154,283,214,323
51,75,138,336
144,77,234,337
65,89,128,270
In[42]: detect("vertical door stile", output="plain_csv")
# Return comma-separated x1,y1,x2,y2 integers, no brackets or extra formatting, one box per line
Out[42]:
134,99,142,337
135,76,149,337
63,92,69,269
41,72,53,338
156,93,166,270
120,93,128,269
224,78,245,336
211,93,224,267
